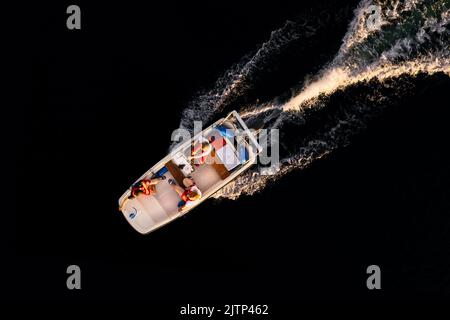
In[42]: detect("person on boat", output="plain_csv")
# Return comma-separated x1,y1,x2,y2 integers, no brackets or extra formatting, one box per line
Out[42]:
189,136,216,166
168,177,202,211
130,176,166,198
118,176,166,210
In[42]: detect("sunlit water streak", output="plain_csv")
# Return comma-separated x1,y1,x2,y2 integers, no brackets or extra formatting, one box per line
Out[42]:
179,0,450,200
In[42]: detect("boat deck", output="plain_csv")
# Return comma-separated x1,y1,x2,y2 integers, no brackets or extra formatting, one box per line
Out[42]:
119,110,262,234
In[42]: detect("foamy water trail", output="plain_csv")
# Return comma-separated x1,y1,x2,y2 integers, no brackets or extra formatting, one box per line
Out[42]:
179,21,307,131
281,0,450,112
282,56,450,112
180,0,450,200
243,0,450,116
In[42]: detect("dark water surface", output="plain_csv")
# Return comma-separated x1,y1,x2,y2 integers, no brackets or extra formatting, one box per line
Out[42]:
12,0,450,303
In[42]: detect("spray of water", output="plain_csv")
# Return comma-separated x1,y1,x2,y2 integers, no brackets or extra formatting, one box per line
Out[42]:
180,0,450,200
282,0,450,111
179,20,307,131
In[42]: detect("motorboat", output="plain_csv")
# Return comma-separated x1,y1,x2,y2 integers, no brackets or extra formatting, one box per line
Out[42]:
118,111,262,234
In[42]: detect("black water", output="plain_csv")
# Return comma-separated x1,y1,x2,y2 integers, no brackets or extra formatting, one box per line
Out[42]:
11,0,450,305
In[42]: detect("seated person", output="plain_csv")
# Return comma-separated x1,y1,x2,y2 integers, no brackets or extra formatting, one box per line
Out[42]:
118,176,166,210
130,176,166,199
168,177,202,211
188,136,216,166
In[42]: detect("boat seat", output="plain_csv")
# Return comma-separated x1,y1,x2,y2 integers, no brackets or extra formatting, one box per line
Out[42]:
136,196,168,226
191,164,222,192
154,171,182,217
